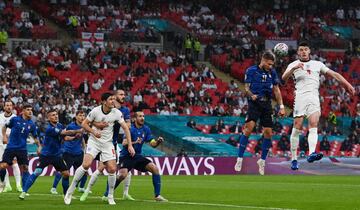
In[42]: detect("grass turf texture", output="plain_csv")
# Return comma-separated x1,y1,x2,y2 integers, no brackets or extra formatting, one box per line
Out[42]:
0,175,359,210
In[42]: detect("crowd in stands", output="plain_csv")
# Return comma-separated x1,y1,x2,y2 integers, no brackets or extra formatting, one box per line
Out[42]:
0,0,55,39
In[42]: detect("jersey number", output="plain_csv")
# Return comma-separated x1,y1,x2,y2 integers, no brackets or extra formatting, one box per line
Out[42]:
262,75,267,82
21,127,25,133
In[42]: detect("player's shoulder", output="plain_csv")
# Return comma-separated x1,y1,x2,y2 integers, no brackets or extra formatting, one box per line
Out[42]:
309,60,324,66
119,106,130,113
142,125,151,132
246,65,258,72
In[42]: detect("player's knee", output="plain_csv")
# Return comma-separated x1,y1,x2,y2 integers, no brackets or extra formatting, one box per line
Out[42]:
107,165,117,174
34,168,43,176
119,171,128,179
263,129,272,138
81,164,90,170
21,165,28,172
62,171,70,178
0,163,7,169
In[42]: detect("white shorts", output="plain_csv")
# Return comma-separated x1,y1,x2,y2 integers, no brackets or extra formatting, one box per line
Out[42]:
86,139,116,162
293,93,321,117
0,144,5,161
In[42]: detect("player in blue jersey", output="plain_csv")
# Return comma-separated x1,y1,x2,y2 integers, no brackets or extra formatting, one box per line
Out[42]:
50,110,87,195
102,110,167,202
19,109,83,199
0,104,41,193
234,51,285,175
80,89,134,201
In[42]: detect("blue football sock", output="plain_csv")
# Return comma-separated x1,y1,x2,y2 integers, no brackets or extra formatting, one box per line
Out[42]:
23,173,39,193
261,138,271,160
152,174,161,197
0,169,6,182
238,135,249,157
62,176,69,195
22,171,30,188
79,174,87,188
52,172,62,188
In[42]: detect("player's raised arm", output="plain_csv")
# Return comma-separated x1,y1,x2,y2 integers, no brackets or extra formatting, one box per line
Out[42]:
325,70,355,96
150,136,164,148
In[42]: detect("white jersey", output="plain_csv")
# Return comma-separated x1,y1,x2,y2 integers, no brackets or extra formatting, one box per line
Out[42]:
0,112,16,145
285,60,330,96
86,105,125,144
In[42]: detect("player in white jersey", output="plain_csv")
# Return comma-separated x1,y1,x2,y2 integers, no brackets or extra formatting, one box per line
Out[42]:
79,90,134,202
64,93,135,205
282,41,355,170
0,100,22,192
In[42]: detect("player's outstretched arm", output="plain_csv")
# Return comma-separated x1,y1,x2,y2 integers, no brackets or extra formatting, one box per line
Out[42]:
244,83,257,101
326,70,355,95
273,85,285,117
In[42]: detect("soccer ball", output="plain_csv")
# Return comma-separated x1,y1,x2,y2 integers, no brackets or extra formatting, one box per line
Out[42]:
273,43,288,57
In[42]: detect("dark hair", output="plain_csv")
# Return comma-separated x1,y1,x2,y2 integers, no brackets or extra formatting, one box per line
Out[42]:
22,104,32,110
262,50,275,61
47,109,57,115
101,92,113,101
76,110,85,115
298,41,310,48
4,100,14,106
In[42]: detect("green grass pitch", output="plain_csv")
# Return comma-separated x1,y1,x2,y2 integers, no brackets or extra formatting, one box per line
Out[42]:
0,175,359,210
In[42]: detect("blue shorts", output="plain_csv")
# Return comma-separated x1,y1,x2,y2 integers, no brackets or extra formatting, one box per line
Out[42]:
246,100,273,128
37,155,68,172
63,152,83,170
1,149,28,166
118,155,151,172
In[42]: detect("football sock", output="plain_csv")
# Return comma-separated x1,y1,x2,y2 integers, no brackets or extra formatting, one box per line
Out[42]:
85,169,100,193
152,174,161,197
290,128,301,160
52,172,62,188
261,138,271,160
123,172,131,195
238,135,249,157
308,128,318,154
12,163,21,187
62,176,69,195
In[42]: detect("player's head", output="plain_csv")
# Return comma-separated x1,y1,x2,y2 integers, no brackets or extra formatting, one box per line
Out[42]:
75,110,85,124
101,92,115,109
22,104,33,119
134,110,145,126
47,109,59,123
3,100,14,114
115,89,125,104
260,50,275,71
297,41,311,61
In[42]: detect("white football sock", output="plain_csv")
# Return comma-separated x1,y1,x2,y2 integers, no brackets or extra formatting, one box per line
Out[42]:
107,173,116,197
12,163,21,187
123,172,131,195
85,169,101,193
4,169,10,188
68,166,86,195
308,128,318,154
290,128,301,161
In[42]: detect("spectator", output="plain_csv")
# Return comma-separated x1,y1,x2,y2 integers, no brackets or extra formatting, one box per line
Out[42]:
340,137,352,153
133,91,143,104
229,121,242,133
187,119,197,129
226,136,238,147
277,133,290,153
91,78,104,90
320,135,331,155
78,78,91,96
177,148,188,157
209,121,221,134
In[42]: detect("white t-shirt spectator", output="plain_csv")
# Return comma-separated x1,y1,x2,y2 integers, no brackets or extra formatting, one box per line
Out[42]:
76,47,87,59
133,93,143,103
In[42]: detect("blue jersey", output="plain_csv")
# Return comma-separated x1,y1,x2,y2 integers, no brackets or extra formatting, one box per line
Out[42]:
41,123,65,157
245,65,280,98
120,124,153,157
113,106,131,144
6,116,37,151
63,122,83,155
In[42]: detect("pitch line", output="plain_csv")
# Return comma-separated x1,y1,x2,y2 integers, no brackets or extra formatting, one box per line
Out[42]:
2,192,297,210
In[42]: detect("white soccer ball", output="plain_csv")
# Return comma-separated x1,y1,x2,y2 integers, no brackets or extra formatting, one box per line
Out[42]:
273,43,288,57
